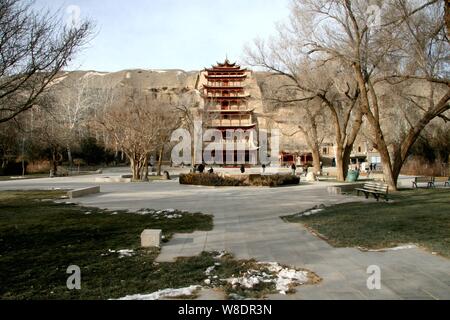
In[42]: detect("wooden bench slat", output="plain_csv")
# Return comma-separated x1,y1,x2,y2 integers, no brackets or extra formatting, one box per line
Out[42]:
356,181,389,202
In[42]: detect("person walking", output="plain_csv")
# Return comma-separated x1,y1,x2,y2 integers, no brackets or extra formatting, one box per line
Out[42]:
262,164,266,174
291,163,297,176
240,164,246,174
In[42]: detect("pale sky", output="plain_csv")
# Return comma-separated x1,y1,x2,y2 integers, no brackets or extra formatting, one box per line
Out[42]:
35,0,291,72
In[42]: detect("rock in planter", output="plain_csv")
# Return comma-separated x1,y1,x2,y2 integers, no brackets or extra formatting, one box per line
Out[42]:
141,229,162,248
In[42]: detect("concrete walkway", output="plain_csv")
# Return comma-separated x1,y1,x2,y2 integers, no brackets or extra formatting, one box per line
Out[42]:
1,172,449,300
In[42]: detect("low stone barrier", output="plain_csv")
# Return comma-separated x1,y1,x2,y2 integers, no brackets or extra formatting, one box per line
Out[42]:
141,229,162,248
94,177,132,183
327,183,365,195
68,186,101,199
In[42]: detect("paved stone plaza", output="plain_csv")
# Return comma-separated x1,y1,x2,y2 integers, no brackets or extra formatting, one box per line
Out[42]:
1,169,449,300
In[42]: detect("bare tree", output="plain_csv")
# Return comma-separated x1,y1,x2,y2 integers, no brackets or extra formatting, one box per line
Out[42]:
289,0,449,190
0,0,94,124
99,90,182,181
260,78,330,172
246,44,362,181
46,76,96,166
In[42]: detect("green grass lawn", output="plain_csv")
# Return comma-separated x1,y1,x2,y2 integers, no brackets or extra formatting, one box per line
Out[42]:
0,191,214,300
284,189,450,258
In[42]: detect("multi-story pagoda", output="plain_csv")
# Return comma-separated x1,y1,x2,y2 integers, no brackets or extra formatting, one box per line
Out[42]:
202,59,258,165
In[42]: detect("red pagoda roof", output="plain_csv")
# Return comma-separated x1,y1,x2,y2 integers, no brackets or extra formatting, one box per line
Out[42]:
216,59,236,67
205,59,247,72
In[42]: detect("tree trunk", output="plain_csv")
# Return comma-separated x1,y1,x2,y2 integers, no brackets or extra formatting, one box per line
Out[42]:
22,158,25,176
157,145,164,176
333,143,355,182
335,144,346,182
381,159,397,191
352,63,398,191
51,149,58,175
142,156,149,182
130,158,140,181
67,145,73,167
311,147,321,174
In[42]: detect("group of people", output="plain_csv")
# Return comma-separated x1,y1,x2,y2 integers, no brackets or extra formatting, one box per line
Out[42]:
192,164,247,174
193,163,214,174
191,162,378,177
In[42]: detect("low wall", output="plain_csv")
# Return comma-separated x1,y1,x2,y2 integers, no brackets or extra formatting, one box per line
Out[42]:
327,183,365,195
68,186,101,199
94,177,132,183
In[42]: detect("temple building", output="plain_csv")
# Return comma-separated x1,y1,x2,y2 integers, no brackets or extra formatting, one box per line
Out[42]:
201,59,258,165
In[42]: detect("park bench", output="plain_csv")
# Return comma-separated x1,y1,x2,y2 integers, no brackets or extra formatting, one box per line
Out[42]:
355,182,389,202
433,177,450,188
412,176,434,189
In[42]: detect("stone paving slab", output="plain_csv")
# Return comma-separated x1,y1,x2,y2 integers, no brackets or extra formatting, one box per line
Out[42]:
1,173,449,300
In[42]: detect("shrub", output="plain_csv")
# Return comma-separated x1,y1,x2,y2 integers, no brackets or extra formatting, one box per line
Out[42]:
253,174,300,187
0,161,27,176
179,173,300,187
80,137,107,165
26,161,51,174
179,173,245,187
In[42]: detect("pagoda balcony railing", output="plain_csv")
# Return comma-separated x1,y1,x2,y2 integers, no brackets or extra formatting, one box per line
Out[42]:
208,106,254,112
211,119,254,127
206,74,247,78
206,82,244,87
205,92,249,98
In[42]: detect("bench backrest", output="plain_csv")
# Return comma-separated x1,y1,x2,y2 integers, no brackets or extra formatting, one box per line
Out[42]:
434,177,450,182
415,176,434,183
363,182,389,194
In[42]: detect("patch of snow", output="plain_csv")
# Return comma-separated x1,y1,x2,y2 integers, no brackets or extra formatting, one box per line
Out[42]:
215,251,228,259
388,245,417,251
275,268,309,294
135,209,183,219
226,262,310,294
297,208,323,217
367,244,417,252
228,276,261,289
117,250,134,258
117,285,201,301
107,249,135,258
205,266,215,276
